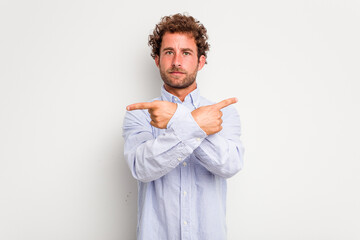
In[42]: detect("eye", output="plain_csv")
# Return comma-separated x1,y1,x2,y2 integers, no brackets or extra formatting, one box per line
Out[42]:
183,52,191,56
165,51,173,55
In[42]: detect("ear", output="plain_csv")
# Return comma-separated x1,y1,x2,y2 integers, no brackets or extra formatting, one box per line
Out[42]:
155,55,160,68
197,55,206,71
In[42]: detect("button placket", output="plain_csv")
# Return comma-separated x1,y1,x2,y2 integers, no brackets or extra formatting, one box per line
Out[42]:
180,156,190,237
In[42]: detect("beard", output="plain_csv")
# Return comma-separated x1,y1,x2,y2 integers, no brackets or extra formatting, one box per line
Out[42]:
159,64,198,89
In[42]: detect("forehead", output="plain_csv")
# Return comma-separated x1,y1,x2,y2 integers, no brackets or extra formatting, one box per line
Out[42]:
160,32,197,50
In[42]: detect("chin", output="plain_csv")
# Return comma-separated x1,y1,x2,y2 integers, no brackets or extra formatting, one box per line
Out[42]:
168,81,195,89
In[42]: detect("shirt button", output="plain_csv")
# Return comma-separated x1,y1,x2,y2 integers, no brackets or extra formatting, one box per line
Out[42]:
183,162,187,166
183,191,187,196
183,221,188,225
177,157,182,162
196,137,201,141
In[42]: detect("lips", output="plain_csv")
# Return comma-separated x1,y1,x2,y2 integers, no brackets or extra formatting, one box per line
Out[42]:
170,71,185,74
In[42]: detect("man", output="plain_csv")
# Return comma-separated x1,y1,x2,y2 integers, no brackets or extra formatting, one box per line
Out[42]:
123,13,244,240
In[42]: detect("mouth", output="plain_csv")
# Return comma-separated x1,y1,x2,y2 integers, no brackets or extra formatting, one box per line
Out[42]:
170,71,185,74
168,67,186,75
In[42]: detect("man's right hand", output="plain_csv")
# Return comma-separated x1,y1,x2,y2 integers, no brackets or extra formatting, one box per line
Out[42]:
191,98,238,135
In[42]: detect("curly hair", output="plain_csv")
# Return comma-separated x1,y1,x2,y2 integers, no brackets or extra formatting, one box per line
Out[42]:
148,13,210,63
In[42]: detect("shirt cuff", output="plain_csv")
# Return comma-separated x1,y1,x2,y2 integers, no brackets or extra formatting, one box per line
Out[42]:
167,103,207,150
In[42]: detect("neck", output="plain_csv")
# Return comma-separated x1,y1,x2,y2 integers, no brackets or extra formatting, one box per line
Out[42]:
164,82,197,102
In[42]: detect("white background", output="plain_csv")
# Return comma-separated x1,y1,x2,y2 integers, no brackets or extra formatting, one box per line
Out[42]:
1,0,359,239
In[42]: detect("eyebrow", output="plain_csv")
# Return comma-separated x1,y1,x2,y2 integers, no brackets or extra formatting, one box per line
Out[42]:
162,47,195,53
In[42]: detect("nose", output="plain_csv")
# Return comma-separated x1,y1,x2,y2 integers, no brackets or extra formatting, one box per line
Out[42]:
171,54,181,68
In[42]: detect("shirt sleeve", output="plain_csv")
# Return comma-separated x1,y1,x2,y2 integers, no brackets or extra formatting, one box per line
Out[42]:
122,103,207,182
192,105,244,178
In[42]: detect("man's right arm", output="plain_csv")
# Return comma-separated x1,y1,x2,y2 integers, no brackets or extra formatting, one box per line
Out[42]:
122,103,206,182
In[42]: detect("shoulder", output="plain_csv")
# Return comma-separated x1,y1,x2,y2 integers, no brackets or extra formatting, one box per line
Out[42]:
198,95,215,106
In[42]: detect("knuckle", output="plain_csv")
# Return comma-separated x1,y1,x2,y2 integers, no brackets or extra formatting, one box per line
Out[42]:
152,101,160,108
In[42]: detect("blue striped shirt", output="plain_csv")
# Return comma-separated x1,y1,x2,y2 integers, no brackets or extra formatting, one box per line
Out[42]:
123,86,244,240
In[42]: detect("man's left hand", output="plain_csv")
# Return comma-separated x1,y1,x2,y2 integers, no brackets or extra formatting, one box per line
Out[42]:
126,101,177,129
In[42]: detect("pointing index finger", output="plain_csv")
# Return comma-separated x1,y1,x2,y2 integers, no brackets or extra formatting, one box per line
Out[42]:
214,97,238,109
126,102,154,111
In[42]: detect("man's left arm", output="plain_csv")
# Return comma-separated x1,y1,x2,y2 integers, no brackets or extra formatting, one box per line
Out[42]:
193,106,244,178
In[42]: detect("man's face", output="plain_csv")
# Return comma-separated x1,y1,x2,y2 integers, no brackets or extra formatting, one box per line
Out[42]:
155,32,205,89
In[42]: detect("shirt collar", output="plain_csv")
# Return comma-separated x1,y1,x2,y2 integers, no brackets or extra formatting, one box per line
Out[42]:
160,85,201,108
